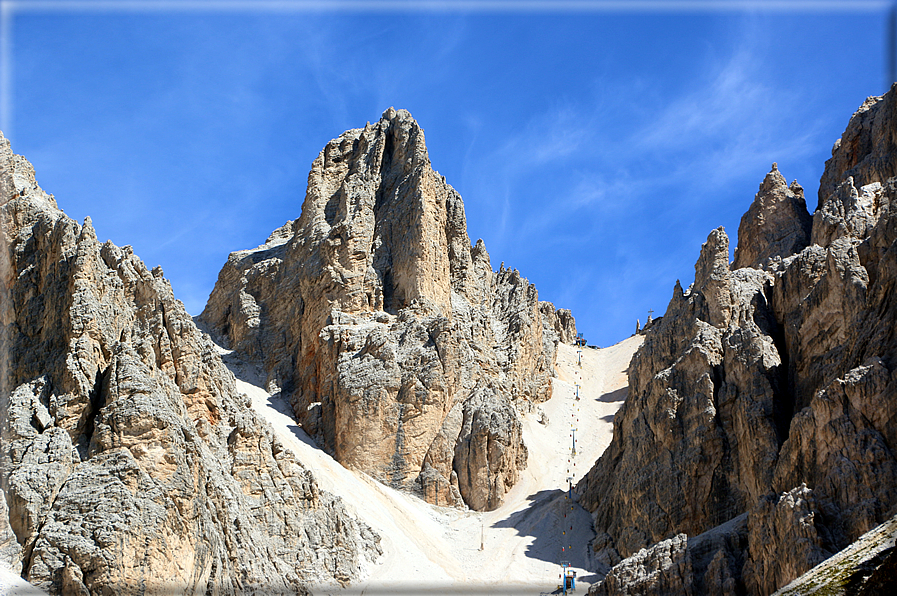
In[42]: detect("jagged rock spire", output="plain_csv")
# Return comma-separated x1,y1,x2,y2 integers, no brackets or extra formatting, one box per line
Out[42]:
0,130,381,593
201,108,574,511
732,162,812,271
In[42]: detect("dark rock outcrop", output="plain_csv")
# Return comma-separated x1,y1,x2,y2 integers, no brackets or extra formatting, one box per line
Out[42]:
733,163,812,271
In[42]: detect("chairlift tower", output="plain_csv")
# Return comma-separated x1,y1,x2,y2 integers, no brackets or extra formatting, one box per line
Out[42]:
560,561,576,594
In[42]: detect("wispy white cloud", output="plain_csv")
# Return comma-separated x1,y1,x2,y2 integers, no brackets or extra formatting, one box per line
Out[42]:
459,100,603,251
496,105,590,168
636,50,770,149
454,15,833,342
629,40,824,194
634,45,815,152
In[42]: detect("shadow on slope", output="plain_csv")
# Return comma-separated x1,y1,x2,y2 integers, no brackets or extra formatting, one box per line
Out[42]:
491,489,602,582
210,338,325,453
596,387,627,403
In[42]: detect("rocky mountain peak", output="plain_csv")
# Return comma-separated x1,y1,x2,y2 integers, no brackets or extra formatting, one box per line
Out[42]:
818,82,897,212
761,161,784,188
201,108,574,510
1,132,58,233
579,86,897,595
289,106,474,327
0,132,382,593
733,163,812,271
693,226,733,328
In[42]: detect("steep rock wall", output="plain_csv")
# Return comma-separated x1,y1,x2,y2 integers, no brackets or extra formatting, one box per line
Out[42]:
0,133,381,594
201,109,571,510
580,85,897,595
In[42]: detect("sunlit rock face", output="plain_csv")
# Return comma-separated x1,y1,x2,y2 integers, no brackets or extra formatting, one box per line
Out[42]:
201,108,574,511
579,84,897,595
0,131,381,595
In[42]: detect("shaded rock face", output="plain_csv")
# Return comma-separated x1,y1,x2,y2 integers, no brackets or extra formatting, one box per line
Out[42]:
742,484,832,595
0,133,381,594
773,511,897,596
581,85,897,595
733,163,812,271
200,108,569,510
592,516,748,596
578,228,785,564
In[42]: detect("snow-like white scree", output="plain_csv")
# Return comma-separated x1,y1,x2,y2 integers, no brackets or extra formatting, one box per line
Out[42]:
0,567,45,595
224,334,643,595
0,334,641,595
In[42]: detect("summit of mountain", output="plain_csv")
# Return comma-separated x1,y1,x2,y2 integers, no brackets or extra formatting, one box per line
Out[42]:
579,84,897,595
199,107,576,511
0,130,381,594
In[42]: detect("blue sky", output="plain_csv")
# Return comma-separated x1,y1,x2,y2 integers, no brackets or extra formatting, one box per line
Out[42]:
2,0,889,347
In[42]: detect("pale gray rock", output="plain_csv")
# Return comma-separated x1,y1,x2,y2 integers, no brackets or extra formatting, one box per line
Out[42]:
454,387,527,511
0,490,21,575
0,131,380,594
578,86,897,595
812,177,883,247
491,265,556,404
743,484,831,596
200,109,562,510
540,301,577,347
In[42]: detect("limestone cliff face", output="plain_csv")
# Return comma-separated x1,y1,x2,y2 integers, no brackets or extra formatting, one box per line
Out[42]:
0,133,381,594
580,85,897,595
201,108,571,510
732,163,812,271
578,227,785,568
